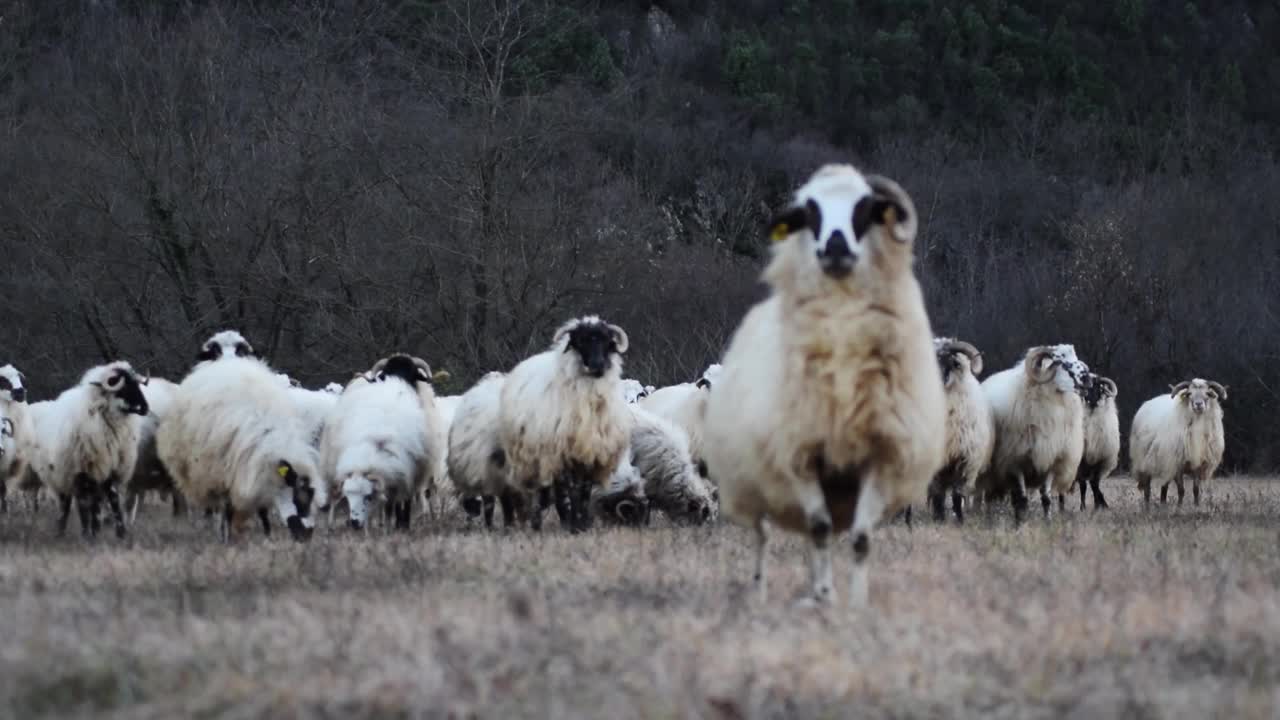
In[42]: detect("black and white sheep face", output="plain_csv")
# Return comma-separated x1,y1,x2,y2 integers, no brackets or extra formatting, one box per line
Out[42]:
370,354,434,388
196,330,256,364
933,339,982,387
1173,379,1227,415
96,367,149,417
342,474,378,530
768,166,912,279
0,365,26,403
1081,373,1118,410
559,318,628,379
274,460,316,541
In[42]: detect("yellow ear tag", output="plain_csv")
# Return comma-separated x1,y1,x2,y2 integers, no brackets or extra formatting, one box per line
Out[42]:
277,464,290,478
770,223,790,242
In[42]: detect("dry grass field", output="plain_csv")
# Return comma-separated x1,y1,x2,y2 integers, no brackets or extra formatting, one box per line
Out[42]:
1,477,1278,719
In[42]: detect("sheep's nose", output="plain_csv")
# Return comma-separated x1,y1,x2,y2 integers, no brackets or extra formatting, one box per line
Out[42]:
11,388,25,402
349,519,364,530
818,232,854,277
700,506,711,521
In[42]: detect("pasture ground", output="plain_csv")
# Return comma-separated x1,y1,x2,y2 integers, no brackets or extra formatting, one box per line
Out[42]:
0,477,1278,719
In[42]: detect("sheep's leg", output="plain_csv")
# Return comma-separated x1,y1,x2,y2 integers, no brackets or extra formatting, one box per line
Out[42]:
530,489,550,532
129,492,142,526
804,538,835,606
951,490,965,524
30,488,39,513
395,498,412,531
1175,476,1186,506
1193,473,1204,506
572,476,594,533
848,476,886,609
0,481,7,514
1038,482,1052,519
752,517,769,604
56,493,73,536
929,492,946,523
1160,482,1169,504
220,504,233,544
1138,475,1151,507
1057,492,1066,513
482,495,496,529
499,491,516,530
171,491,185,518
552,477,573,529
105,482,127,539
1010,474,1029,524
74,474,97,538
258,509,272,537
1090,473,1109,509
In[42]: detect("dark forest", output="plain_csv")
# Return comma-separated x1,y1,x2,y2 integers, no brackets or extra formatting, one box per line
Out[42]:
1,0,1277,470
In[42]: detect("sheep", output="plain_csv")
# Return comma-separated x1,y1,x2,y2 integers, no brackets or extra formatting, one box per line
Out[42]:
499,315,633,533
1075,373,1120,510
323,382,344,395
25,362,150,538
639,363,722,482
446,372,514,529
0,364,40,513
704,165,945,606
157,356,322,542
628,404,715,524
977,344,1089,522
589,456,649,526
320,354,446,530
123,376,186,522
195,330,256,364
925,338,994,524
1130,378,1227,507
287,382,339,450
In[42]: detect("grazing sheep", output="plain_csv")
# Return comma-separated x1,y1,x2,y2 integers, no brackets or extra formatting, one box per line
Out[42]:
639,363,722,482
1130,378,1227,507
447,372,512,529
977,344,1088,522
927,338,994,523
629,405,715,524
26,362,150,538
1076,374,1120,510
195,330,256,364
321,354,446,530
157,356,321,542
589,456,648,526
0,364,39,512
499,315,633,533
705,165,945,606
124,377,185,522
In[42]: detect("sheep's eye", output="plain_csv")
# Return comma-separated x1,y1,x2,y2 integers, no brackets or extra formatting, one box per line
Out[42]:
377,372,387,382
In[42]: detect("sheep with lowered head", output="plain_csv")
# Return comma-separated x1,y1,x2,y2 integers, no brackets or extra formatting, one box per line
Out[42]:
1075,373,1120,510
629,404,715,524
26,362,150,538
589,455,649,526
157,355,322,542
321,354,446,530
705,165,945,606
123,376,186,522
447,372,513,529
499,315,633,533
926,338,993,523
977,344,1088,522
639,363,722,482
1130,378,1226,507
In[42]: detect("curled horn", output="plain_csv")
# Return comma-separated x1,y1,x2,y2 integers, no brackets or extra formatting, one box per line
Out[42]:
1169,381,1191,397
1024,347,1056,384
864,174,918,244
367,357,391,377
1099,377,1117,397
949,340,983,375
140,370,151,387
1208,381,1228,401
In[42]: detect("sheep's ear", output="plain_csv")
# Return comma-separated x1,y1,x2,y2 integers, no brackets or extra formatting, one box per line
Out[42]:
104,371,124,390
431,369,451,383
608,324,629,354
768,206,808,242
277,461,297,487
695,377,711,390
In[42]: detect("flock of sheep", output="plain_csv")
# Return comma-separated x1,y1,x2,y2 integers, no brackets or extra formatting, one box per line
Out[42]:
0,165,1229,606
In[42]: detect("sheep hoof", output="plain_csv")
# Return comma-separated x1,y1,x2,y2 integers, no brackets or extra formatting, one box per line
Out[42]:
287,516,313,542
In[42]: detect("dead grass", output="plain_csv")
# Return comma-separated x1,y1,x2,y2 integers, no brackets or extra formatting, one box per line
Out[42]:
1,477,1278,719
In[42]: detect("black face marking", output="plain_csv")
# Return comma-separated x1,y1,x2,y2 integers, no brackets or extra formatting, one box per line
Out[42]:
0,377,10,391
196,343,222,363
566,323,615,378
376,355,421,387
853,195,909,240
804,199,823,239
234,342,253,357
695,378,711,390
113,372,149,416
